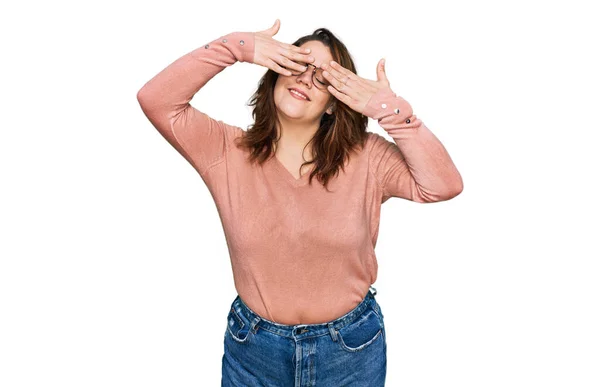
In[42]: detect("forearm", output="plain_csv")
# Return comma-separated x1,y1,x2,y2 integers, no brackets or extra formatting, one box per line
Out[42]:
364,88,463,202
137,31,255,121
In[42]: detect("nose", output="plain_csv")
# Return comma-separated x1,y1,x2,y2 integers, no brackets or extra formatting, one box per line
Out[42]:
296,67,313,88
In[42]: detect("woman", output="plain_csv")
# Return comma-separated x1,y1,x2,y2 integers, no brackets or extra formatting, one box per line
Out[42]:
137,19,462,386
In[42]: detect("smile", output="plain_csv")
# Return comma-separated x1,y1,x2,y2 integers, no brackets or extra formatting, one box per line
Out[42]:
289,89,309,101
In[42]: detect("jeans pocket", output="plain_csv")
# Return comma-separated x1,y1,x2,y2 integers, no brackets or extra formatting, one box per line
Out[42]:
225,306,253,344
372,301,385,324
335,307,384,353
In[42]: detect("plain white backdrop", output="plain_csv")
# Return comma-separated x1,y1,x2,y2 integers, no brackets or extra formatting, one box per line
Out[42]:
1,0,599,386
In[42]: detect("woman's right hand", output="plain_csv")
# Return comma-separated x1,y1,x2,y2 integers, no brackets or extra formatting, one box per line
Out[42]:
252,19,315,76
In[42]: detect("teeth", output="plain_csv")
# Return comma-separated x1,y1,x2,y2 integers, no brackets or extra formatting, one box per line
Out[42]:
291,90,306,99
290,89,307,100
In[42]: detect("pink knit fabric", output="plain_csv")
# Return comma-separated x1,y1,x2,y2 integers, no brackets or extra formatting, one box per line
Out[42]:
137,31,463,325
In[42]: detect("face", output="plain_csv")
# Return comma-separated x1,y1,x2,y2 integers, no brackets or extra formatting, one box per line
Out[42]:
273,40,335,125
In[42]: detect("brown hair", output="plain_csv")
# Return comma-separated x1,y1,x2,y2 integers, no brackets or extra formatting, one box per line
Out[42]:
234,28,369,191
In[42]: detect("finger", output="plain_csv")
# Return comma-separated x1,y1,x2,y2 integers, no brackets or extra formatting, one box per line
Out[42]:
282,43,312,55
271,19,280,34
321,64,356,91
322,69,340,88
324,75,353,101
267,58,293,76
322,67,345,87
322,69,355,96
322,62,372,95
323,70,369,105
259,19,279,35
279,55,309,73
326,85,352,107
277,47,315,66
324,61,358,81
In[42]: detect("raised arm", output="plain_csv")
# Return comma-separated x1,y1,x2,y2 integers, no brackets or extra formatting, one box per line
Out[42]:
365,88,463,203
136,31,255,176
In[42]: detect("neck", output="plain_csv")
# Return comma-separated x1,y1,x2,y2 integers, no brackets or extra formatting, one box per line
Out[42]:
275,118,320,157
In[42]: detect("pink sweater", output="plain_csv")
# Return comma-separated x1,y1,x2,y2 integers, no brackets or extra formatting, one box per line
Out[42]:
137,31,463,325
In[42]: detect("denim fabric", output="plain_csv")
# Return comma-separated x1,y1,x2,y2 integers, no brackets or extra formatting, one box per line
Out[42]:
222,286,386,386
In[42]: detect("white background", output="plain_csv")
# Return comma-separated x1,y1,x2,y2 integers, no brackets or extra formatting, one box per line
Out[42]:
1,0,599,386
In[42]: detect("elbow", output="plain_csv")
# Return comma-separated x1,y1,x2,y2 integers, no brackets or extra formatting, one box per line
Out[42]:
417,180,463,203
452,175,464,197
137,88,159,113
448,186,463,200
137,81,155,104
137,88,149,104
444,179,464,201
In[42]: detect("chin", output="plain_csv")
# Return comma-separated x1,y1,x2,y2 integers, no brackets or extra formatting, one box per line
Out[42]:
274,89,318,120
278,106,309,120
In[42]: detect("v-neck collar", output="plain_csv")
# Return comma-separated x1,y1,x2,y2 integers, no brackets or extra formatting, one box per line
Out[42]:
268,154,312,188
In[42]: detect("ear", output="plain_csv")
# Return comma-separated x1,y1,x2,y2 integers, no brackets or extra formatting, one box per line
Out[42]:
326,104,335,115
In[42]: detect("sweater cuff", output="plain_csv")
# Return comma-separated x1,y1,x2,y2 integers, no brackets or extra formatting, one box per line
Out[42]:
363,87,414,124
198,31,256,64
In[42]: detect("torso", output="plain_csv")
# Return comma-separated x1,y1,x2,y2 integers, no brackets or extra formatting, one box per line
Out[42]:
274,148,315,179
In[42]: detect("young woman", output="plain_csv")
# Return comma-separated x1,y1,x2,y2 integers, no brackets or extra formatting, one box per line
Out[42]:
137,19,462,386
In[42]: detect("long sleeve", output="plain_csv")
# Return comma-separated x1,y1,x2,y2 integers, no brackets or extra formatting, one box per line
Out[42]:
364,87,463,203
136,31,255,177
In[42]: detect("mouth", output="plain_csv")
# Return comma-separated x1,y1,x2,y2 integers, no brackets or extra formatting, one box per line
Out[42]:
288,88,310,101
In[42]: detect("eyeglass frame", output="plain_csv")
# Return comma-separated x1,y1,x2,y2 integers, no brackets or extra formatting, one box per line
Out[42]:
283,63,331,91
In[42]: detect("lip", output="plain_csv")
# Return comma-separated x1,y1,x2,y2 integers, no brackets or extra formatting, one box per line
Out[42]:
288,88,310,101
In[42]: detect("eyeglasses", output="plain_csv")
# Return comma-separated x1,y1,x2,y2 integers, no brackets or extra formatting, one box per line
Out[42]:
282,63,331,91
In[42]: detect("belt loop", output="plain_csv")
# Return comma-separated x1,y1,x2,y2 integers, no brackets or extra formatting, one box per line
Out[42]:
327,322,338,342
369,285,377,296
250,316,261,334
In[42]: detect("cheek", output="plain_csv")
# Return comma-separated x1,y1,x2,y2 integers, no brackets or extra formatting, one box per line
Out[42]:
273,87,285,104
315,96,331,110
274,79,287,96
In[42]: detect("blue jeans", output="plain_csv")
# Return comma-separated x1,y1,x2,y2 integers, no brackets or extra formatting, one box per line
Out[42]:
221,286,386,386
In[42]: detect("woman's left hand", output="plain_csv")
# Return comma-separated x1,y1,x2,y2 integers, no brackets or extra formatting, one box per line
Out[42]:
321,58,391,116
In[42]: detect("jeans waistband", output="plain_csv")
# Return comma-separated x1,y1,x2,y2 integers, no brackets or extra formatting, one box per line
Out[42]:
231,286,379,340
